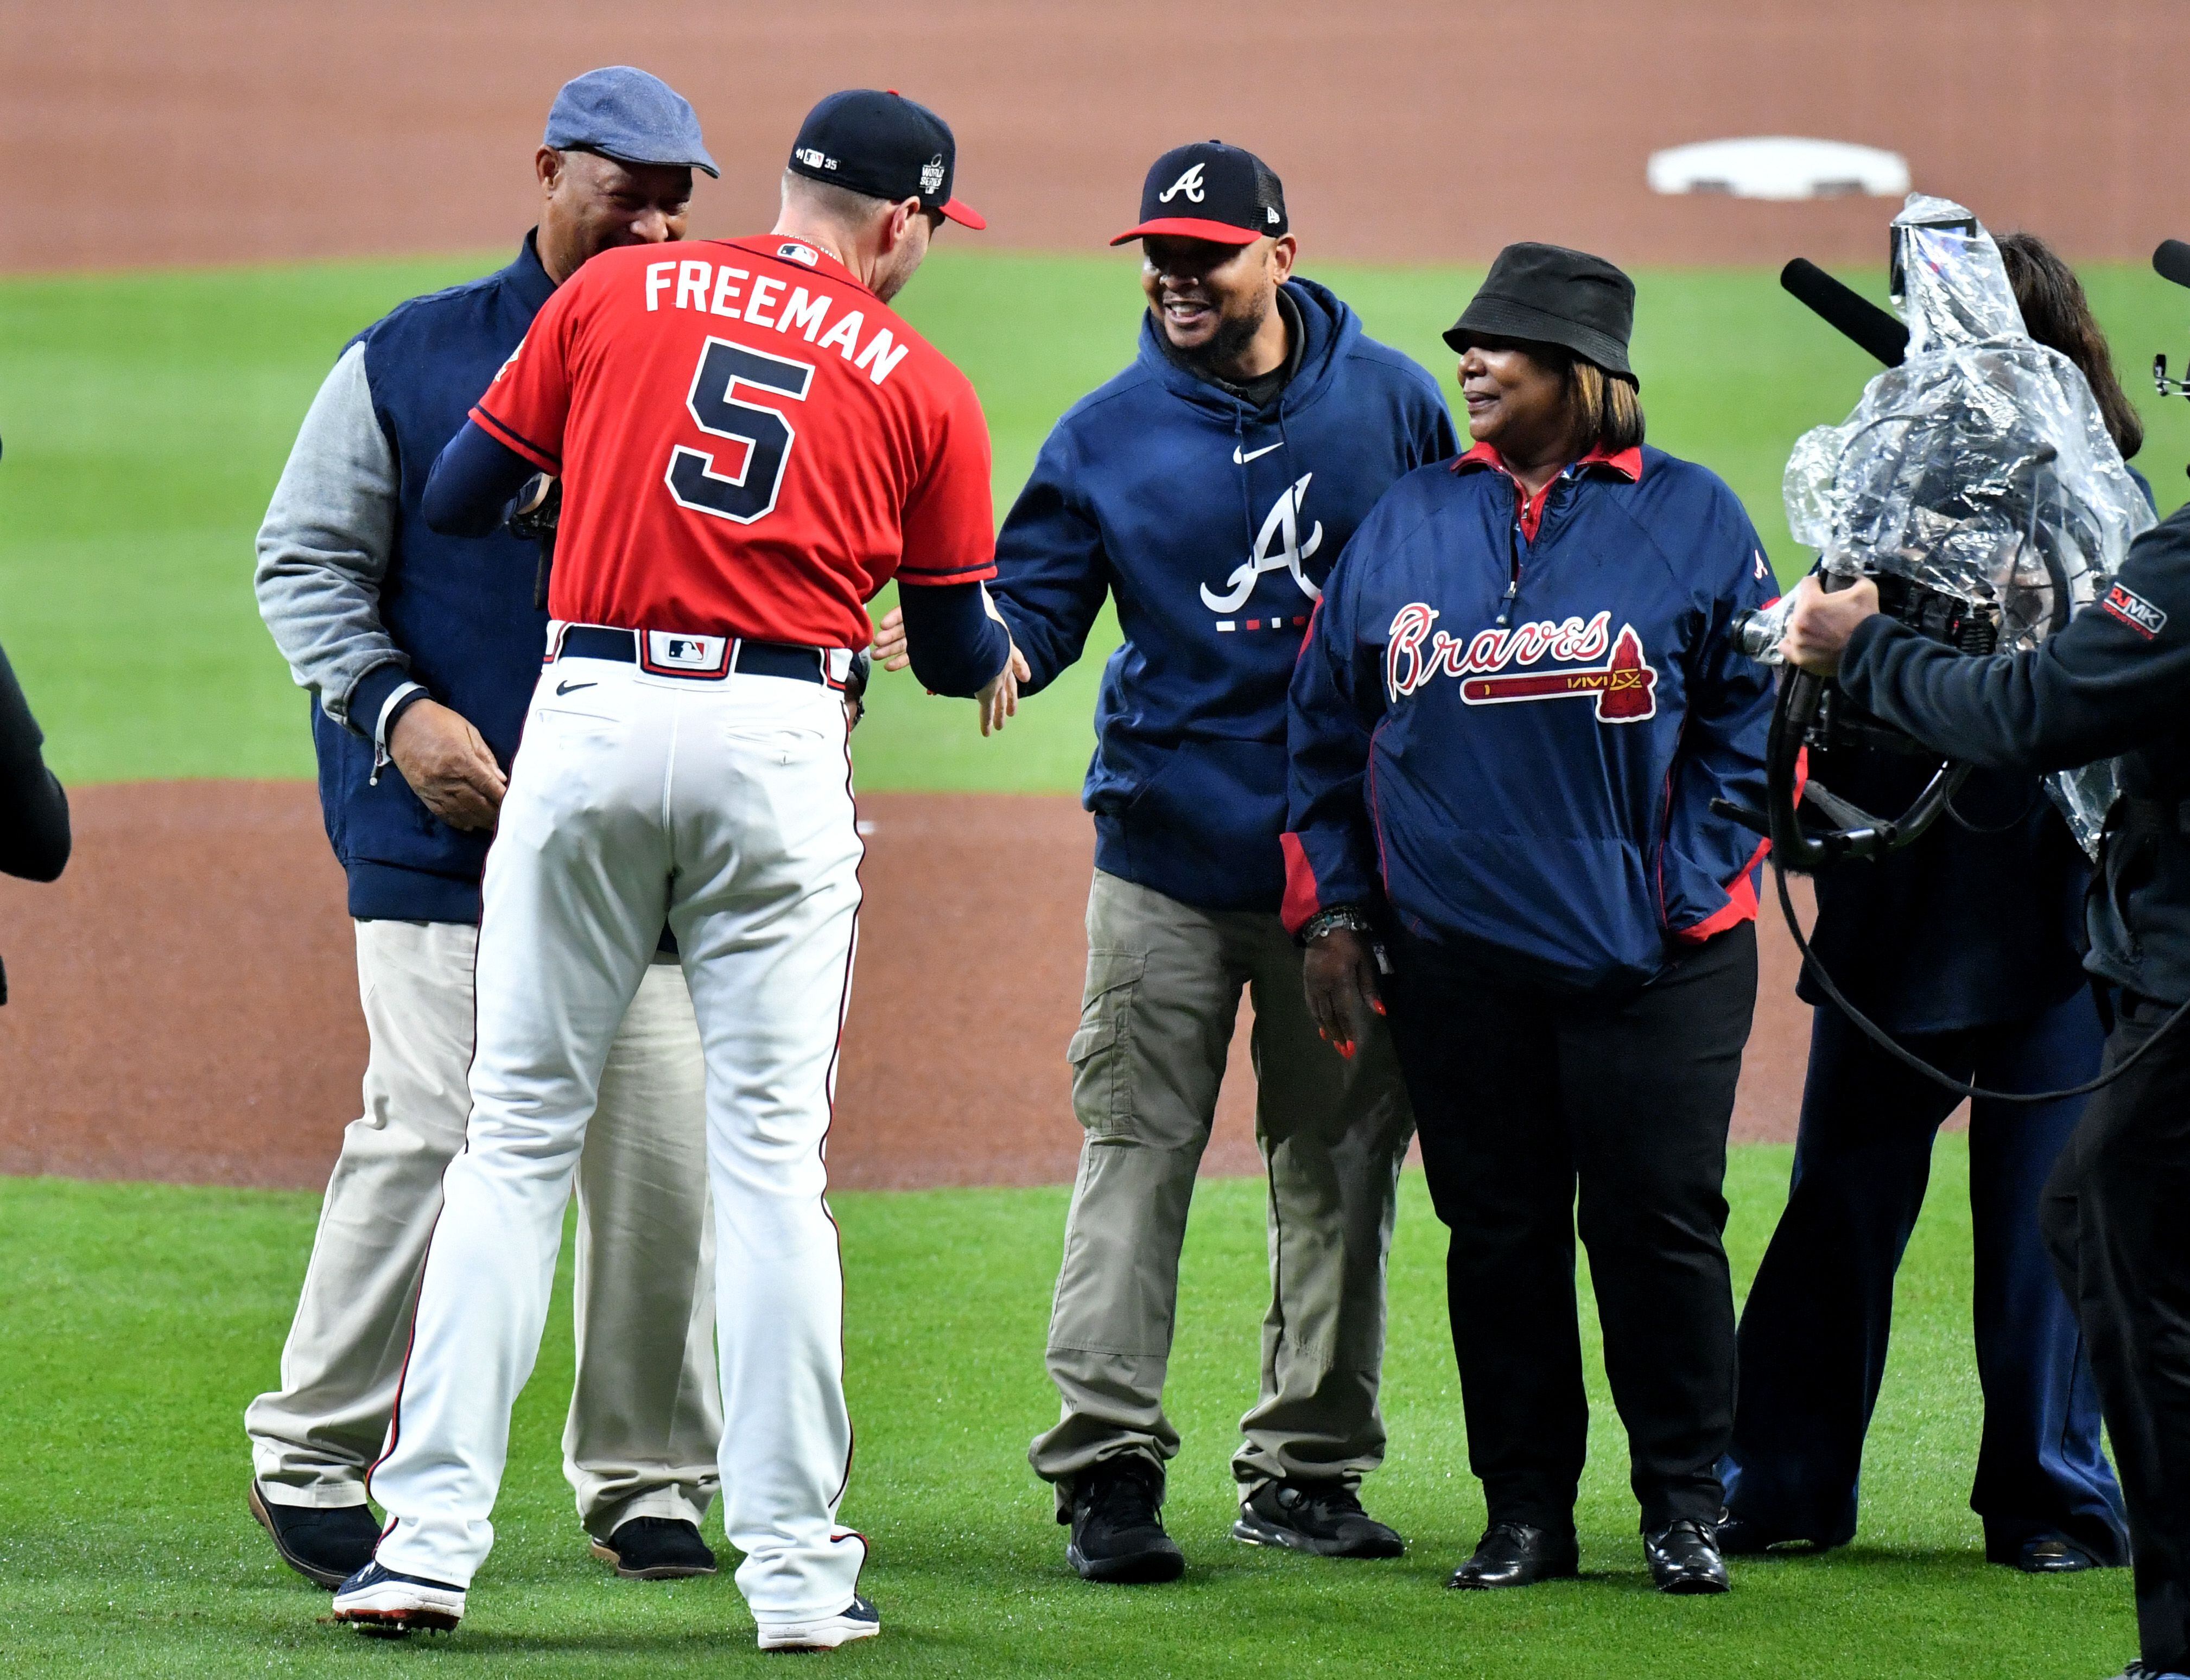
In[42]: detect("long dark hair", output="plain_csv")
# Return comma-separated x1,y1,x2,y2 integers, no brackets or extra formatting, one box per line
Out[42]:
1998,231,2144,461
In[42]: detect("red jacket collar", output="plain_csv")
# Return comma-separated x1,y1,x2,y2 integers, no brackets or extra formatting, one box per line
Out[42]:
1452,440,1643,483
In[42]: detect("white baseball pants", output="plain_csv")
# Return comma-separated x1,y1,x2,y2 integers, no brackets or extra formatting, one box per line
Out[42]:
244,920,721,1538
371,656,866,1623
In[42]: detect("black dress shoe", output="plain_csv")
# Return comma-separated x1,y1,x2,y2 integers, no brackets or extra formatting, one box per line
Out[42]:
2014,1533,2105,1574
248,1480,381,1590
1645,1518,1729,1594
1446,1521,1580,1589
1065,1458,1186,1583
1232,1480,1405,1558
590,1516,718,1579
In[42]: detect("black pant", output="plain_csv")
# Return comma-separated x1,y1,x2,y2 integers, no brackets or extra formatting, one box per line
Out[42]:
2041,991,2190,1672
1725,991,2125,1561
1386,922,1757,1533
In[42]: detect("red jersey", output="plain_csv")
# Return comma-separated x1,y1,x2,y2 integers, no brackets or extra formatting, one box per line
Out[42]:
472,236,996,648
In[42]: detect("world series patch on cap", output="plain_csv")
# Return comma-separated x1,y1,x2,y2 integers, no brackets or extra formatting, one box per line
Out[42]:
787,88,985,230
1112,140,1288,247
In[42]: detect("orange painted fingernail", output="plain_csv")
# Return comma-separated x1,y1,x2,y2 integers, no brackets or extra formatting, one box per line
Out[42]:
1339,1041,1356,1059
1370,1000,1387,1016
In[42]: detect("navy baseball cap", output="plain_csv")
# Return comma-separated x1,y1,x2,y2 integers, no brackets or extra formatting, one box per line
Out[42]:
787,88,985,229
544,67,718,179
1112,141,1288,247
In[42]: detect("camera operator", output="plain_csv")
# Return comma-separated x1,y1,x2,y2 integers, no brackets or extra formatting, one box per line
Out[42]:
1719,234,2141,1574
0,636,70,908
1784,433,2190,1679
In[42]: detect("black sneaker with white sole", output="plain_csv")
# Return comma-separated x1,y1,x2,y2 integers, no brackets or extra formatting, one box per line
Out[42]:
1065,1457,1186,1583
1232,1480,1405,1558
757,1593,881,1651
591,1516,718,1580
330,1560,467,1636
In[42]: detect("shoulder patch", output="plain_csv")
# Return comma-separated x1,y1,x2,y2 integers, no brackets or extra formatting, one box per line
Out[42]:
2103,581,2168,640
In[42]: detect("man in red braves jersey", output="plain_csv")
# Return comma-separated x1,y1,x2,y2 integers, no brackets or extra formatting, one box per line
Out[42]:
329,91,1018,1653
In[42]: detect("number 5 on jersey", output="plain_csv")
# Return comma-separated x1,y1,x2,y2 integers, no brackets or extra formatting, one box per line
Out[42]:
666,339,815,524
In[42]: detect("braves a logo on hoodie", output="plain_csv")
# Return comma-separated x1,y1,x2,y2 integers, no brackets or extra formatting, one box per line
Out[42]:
1386,604,1658,723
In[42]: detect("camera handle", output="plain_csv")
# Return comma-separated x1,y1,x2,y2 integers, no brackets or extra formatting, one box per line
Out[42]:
1715,600,1972,870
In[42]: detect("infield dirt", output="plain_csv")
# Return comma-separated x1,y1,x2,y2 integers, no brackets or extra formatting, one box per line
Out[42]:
0,782,1818,1193
4,0,2185,275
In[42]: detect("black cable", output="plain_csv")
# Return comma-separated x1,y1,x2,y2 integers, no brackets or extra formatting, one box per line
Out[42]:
1772,855,2190,1105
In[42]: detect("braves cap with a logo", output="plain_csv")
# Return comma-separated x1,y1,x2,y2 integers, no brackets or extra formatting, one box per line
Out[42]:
1111,140,1288,247
543,66,719,179
786,88,986,229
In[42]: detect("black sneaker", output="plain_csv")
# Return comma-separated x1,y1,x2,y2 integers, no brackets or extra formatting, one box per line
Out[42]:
247,1480,381,1590
1446,1521,1580,1589
590,1516,718,1580
1645,1518,1730,1594
1064,1458,1186,1583
1232,1480,1405,1559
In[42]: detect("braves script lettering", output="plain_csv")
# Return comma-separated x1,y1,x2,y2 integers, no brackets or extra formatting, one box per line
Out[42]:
1385,604,1658,723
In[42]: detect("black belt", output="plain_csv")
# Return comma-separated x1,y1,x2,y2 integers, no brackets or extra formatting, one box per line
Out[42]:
554,625,835,685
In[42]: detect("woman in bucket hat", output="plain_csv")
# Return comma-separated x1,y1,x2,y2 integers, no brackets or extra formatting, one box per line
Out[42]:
1284,244,1778,1596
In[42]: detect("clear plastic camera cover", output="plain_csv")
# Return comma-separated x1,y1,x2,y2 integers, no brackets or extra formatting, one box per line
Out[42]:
1766,193,2154,854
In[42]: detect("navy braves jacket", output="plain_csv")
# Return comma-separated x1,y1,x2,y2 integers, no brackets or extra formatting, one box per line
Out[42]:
256,236,558,922
1286,442,1778,993
991,277,1456,912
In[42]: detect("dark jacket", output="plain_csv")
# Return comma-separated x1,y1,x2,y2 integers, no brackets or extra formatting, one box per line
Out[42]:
1286,442,1778,993
1842,499,2190,1006
991,277,1456,913
256,236,558,922
0,638,71,1006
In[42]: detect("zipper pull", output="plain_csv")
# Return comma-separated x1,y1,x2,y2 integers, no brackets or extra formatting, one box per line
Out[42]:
1496,569,1520,629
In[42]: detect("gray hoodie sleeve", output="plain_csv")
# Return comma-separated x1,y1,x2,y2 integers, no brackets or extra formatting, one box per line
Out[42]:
253,342,410,735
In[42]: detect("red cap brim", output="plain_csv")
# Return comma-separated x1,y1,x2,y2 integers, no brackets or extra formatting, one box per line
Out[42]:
940,198,986,231
1108,217,1262,247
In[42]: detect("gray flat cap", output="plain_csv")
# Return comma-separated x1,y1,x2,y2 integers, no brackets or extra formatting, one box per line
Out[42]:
543,66,717,179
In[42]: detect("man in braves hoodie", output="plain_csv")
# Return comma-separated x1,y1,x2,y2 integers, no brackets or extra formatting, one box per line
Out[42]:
884,141,1454,1580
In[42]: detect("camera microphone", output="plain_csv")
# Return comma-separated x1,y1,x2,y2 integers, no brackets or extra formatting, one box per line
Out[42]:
2154,239,2190,291
1781,258,1910,369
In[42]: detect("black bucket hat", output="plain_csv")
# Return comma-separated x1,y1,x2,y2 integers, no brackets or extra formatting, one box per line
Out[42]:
1444,243,1637,386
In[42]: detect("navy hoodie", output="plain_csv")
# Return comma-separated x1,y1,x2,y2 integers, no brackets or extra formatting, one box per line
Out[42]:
1287,443,1777,994
992,277,1456,912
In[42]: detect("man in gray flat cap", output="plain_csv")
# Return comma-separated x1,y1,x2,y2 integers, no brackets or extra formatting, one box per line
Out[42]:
245,66,725,1592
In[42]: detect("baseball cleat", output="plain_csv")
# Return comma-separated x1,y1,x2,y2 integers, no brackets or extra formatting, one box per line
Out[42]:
247,1479,380,1590
330,1560,466,1636
590,1515,718,1580
756,1593,881,1651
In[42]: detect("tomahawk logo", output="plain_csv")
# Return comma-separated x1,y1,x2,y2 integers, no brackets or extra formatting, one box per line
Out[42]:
1202,474,1324,613
919,154,946,195
1385,604,1658,722
1158,162,1208,204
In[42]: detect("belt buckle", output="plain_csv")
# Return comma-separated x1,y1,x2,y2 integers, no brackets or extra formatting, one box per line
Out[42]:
640,631,731,678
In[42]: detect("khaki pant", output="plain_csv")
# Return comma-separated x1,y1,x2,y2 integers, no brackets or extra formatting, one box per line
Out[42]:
245,918,721,1538
1029,870,1413,1505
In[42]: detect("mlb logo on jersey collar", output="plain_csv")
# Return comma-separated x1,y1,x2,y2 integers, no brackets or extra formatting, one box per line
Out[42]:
643,631,732,677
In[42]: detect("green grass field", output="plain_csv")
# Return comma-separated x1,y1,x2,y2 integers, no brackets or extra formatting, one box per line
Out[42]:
0,1140,2136,1678
3,248,2186,788
2,250,2173,1676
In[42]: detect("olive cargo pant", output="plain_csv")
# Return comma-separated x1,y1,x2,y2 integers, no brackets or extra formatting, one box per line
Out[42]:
1029,870,1414,1506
